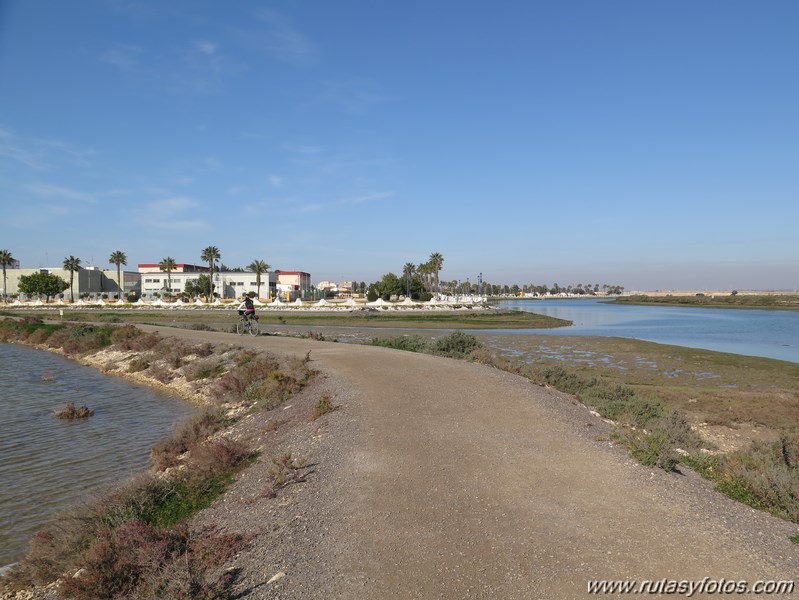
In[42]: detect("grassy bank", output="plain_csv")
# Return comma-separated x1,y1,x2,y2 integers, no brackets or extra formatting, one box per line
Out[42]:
478,333,799,436
0,317,316,599
614,293,799,310
0,307,570,330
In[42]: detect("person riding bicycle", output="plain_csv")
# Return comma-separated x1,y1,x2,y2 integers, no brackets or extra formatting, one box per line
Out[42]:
237,294,255,321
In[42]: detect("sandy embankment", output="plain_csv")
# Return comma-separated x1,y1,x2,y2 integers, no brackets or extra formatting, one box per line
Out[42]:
6,326,798,599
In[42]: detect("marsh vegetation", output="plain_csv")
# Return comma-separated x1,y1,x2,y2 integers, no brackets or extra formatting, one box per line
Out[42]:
0,318,317,598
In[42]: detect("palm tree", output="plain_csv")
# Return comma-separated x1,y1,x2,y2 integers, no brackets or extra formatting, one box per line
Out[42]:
402,262,415,297
159,256,177,297
200,246,220,299
247,259,271,299
417,261,431,294
427,252,444,295
109,250,127,300
0,249,14,303
63,255,82,303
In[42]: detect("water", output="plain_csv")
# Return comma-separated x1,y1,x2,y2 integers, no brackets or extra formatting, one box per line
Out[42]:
0,344,195,566
492,298,799,364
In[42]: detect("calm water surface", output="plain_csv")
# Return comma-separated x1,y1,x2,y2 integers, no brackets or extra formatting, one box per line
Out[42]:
0,343,195,566
494,298,799,364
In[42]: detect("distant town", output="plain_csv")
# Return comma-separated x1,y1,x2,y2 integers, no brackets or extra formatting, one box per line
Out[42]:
0,247,626,304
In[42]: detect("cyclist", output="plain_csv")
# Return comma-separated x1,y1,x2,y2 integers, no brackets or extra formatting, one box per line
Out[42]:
237,293,255,321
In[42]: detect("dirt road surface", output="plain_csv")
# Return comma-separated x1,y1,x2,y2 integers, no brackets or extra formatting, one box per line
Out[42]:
143,327,798,599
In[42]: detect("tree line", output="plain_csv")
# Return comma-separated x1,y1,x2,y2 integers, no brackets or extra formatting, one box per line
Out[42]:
360,253,624,301
2,245,625,303
1,246,272,303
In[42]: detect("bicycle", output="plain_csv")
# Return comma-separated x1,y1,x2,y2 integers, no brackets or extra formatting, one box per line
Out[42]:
236,313,260,336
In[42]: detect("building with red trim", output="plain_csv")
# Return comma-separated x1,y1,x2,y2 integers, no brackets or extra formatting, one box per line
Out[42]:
137,263,209,274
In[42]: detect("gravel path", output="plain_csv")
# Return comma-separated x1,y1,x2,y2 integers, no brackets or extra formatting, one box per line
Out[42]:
68,328,799,597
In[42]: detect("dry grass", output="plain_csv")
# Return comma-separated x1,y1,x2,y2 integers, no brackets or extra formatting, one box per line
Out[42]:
151,409,230,471
310,394,337,420
261,453,307,499
479,334,799,434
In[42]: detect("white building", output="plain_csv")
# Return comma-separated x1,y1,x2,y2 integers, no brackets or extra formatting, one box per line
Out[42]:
139,270,277,300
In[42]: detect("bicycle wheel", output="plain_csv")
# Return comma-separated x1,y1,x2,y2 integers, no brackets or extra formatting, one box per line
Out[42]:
248,319,259,336
236,319,245,335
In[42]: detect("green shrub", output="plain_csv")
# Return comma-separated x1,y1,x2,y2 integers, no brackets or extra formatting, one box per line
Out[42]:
432,331,483,358
582,385,665,429
541,366,594,395
371,335,431,353
183,357,225,382
717,437,799,521
684,437,799,522
26,327,55,344
109,324,141,347
213,353,309,408
621,429,678,471
659,409,706,453
59,325,113,355
370,331,484,359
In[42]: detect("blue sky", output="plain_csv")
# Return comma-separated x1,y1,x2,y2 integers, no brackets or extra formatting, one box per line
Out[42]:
1,1,797,291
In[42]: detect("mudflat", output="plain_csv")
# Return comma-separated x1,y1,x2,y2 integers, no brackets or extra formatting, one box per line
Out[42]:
138,326,797,599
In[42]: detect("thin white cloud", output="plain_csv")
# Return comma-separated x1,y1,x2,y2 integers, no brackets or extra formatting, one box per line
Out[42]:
148,219,209,232
42,204,71,216
24,183,99,203
230,8,316,65
100,43,145,71
0,129,95,170
101,38,245,94
244,196,323,216
340,192,394,205
316,80,387,115
144,196,199,218
0,140,45,170
195,40,218,55
135,196,208,231
283,144,322,155
268,175,283,188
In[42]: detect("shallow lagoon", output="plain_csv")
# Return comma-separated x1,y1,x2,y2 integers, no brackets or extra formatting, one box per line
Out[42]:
492,298,799,364
0,343,195,566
